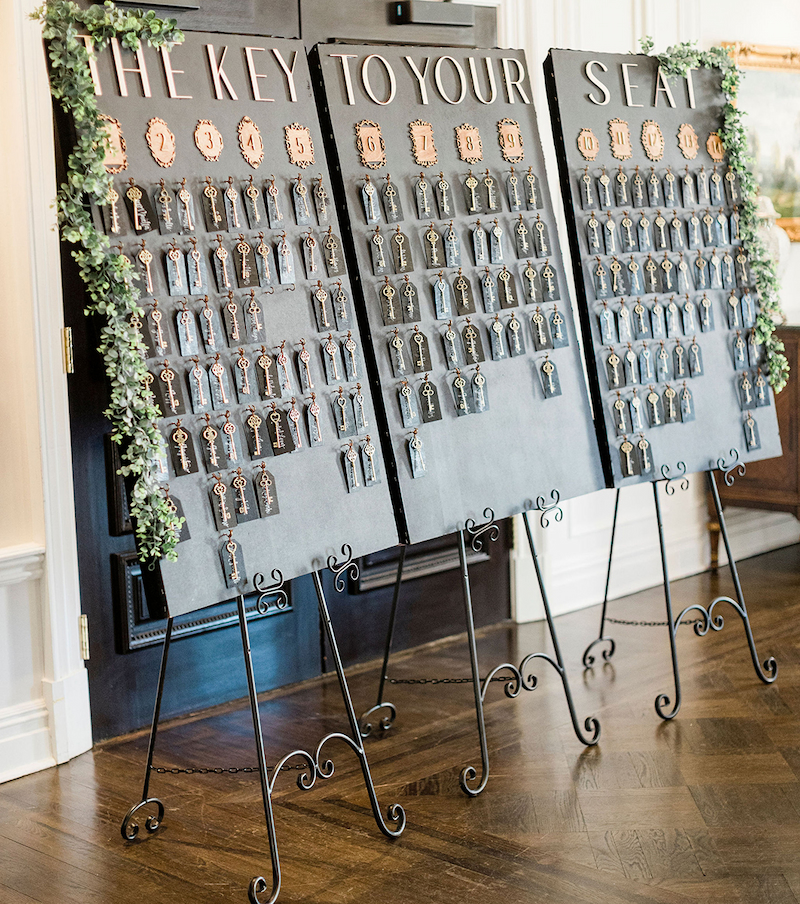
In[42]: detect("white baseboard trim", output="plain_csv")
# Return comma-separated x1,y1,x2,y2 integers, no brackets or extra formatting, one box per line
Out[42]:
0,699,55,784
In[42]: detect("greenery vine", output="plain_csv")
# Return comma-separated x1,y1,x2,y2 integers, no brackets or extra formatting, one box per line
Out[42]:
640,36,789,392
34,0,186,561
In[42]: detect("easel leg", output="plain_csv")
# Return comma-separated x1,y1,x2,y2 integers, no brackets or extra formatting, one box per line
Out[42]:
520,512,601,745
312,567,406,837
120,617,172,840
653,481,683,720
237,594,283,904
457,528,492,797
583,489,620,668
707,471,778,683
358,545,406,737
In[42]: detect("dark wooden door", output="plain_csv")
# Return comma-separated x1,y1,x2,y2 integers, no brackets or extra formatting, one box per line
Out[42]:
65,0,508,742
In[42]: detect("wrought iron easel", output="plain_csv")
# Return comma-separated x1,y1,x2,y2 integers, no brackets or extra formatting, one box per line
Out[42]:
121,546,405,904
582,450,778,719
359,494,600,797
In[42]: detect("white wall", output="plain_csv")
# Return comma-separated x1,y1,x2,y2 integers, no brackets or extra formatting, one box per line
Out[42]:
499,0,800,621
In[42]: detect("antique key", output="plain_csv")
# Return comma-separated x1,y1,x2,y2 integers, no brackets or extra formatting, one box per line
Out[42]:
189,238,203,289
257,462,274,510
508,311,522,353
314,175,329,220
421,375,436,417
483,170,498,210
257,346,274,397
582,167,594,207
664,385,677,420
215,236,231,289
277,341,292,392
324,333,341,380
390,328,406,373
237,236,252,283
638,435,651,472
599,167,611,207
246,290,262,336
127,180,150,231
295,174,311,220
245,176,261,224
607,348,621,387
138,241,154,294
160,360,178,412
225,178,241,229
417,173,431,215
210,354,228,404
525,167,539,208
225,534,241,583
542,357,556,394
633,165,644,204
177,300,193,347
614,394,627,432
246,407,263,456
336,387,349,433
346,441,360,487
324,227,339,272
437,172,451,215
499,266,516,305
381,278,396,322
364,437,377,483
384,174,399,218
534,215,549,255
204,178,222,226
178,179,194,231
213,477,231,525
236,348,252,396
394,227,408,269
345,331,359,378
157,181,173,230
267,176,283,222
304,231,319,274
202,415,220,467
532,307,547,346
465,171,480,212
253,233,271,284
225,291,241,341
508,167,521,209
353,383,368,431
426,223,440,267
287,398,302,449
409,428,425,474
309,393,322,442
372,227,386,269
269,403,285,449
616,166,629,205
171,421,191,472
620,438,635,476
647,388,661,425
149,300,167,352
231,469,249,515
108,188,121,234
454,369,469,411
222,411,238,462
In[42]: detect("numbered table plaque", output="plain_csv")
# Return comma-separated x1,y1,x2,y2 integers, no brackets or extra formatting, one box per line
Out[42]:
76,33,397,615
545,49,781,486
313,44,604,543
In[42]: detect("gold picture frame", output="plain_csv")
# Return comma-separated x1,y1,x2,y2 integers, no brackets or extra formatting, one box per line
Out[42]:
724,42,800,240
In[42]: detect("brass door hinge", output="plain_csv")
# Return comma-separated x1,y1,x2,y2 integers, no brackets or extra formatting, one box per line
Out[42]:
62,327,74,374
79,613,90,660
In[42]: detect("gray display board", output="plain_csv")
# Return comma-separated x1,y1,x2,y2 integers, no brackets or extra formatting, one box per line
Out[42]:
79,33,398,615
313,44,604,544
545,50,781,487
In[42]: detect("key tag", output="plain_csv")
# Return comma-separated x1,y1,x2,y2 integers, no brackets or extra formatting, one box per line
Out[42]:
546,305,566,349
743,411,761,451
665,297,681,338
243,406,269,459
617,299,632,343
256,345,279,400
145,299,172,358
253,463,279,517
211,472,238,528
332,387,355,438
619,210,636,252
710,166,723,205
579,166,595,210
419,374,442,422
625,256,642,296
606,347,622,390
687,337,703,378
370,225,389,275
672,342,687,380
499,266,520,307
221,290,242,345
489,314,507,360
655,341,671,383
653,210,669,252
629,389,645,432
741,290,756,329
267,401,295,454
670,210,685,251
200,414,226,471
462,318,485,365
597,166,612,209
243,290,263,344
435,172,452,218
481,266,499,312
323,227,345,278
464,170,482,214
331,281,352,331
301,230,320,279
361,436,380,486
637,434,654,476
533,214,551,259
687,210,702,249
638,342,654,382
452,368,473,415
212,234,232,292
453,268,476,315
663,385,680,424
681,296,697,335
415,172,433,218
489,218,505,264
125,178,156,234
531,306,553,351
754,369,770,408
321,333,343,384
586,211,602,254
637,212,652,253
175,301,199,357
411,325,431,373
378,277,399,326
593,257,610,299
352,383,369,433
307,393,324,446
157,359,186,417
619,436,641,478
265,175,285,229
612,391,631,436
186,237,208,296
399,379,420,427
681,167,696,206
623,343,639,385
313,175,330,225
524,166,541,210
730,206,741,244
601,211,617,256
243,176,265,230
609,257,628,297
391,226,413,273
698,293,714,333
648,302,664,343
632,299,650,340
739,372,755,410
234,234,257,289
223,177,243,231
522,261,541,305
382,173,403,223
154,180,176,235
647,167,660,206
433,270,453,320
292,174,314,227
167,419,199,475
663,166,676,206
642,254,660,294
483,169,500,212
136,239,157,297
102,185,125,236
444,221,461,268
286,398,305,450
442,319,465,369
708,250,723,289
297,338,315,393
276,340,294,396
507,311,525,356
276,232,296,285
676,252,693,294
632,165,645,208
221,410,241,464
721,251,736,291
424,223,443,269
176,178,197,234
506,167,523,212
163,488,190,542
343,331,360,381
409,428,427,477
714,207,729,247
615,166,629,206
389,328,408,377
748,330,764,368
311,280,333,331
201,178,224,232
231,468,259,525
736,249,751,288
540,355,561,398
472,365,489,412
472,219,489,266
659,254,675,294
646,385,664,428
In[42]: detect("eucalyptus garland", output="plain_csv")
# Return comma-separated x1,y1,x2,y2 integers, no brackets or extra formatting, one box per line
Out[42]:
641,37,789,392
34,0,186,561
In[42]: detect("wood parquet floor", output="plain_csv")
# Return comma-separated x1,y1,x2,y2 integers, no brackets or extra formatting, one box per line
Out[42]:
2,544,800,904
